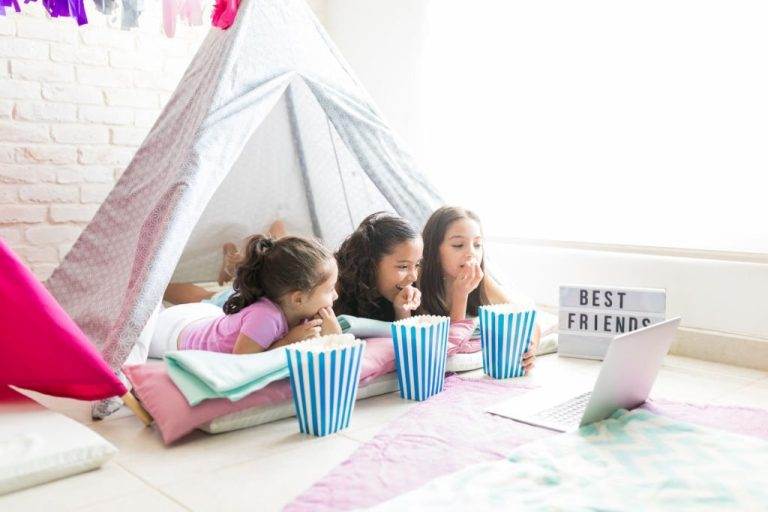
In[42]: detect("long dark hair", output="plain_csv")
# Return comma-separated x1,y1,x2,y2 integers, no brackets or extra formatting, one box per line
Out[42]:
334,212,419,321
419,206,489,317
223,235,333,315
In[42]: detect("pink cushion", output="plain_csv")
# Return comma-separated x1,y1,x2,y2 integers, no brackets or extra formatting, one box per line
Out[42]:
447,319,480,354
0,240,126,400
124,337,397,444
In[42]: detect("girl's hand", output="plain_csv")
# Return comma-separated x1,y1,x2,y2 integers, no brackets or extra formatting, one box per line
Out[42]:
393,285,421,319
318,307,342,336
522,324,541,374
285,319,322,344
450,258,483,300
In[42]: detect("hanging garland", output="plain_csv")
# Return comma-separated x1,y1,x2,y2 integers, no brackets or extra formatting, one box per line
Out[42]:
211,0,238,30
0,0,88,24
0,0,241,35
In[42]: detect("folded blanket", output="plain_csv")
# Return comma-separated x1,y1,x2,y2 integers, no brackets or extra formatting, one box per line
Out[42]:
125,338,399,444
446,319,559,356
337,316,482,355
339,311,558,345
165,350,289,406
337,315,395,338
339,315,484,341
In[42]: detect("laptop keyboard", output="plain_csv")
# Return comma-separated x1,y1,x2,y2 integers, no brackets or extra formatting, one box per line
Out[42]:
530,391,593,426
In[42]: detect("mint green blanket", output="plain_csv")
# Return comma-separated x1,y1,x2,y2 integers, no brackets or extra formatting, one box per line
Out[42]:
337,315,393,338
165,350,289,406
338,315,481,338
371,409,768,510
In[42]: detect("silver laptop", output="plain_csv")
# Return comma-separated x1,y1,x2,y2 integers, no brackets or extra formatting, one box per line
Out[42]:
486,317,681,432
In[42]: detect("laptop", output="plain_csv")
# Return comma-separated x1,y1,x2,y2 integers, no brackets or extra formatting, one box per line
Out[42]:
486,317,681,432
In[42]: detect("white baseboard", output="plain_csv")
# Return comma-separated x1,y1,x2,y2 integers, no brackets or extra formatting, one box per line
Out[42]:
670,327,768,372
487,238,768,368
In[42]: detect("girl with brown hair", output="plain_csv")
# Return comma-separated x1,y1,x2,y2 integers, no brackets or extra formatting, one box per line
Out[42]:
334,212,423,322
418,206,540,372
148,234,341,356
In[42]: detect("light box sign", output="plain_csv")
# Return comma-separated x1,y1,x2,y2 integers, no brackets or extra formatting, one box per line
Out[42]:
558,285,666,360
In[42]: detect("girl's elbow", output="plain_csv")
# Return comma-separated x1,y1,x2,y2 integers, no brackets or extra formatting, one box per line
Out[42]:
232,339,257,354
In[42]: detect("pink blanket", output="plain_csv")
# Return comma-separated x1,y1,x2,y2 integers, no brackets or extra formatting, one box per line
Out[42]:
286,375,768,511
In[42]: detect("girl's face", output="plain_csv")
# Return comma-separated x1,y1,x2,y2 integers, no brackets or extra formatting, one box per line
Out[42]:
375,238,423,303
296,259,339,318
438,218,483,279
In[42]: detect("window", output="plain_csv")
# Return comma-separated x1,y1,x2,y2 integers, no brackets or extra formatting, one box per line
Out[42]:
416,1,767,253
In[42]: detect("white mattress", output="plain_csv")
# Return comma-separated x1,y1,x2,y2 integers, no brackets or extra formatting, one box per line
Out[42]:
200,372,400,434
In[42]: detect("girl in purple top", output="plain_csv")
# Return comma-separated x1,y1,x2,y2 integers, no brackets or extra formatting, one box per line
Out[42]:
149,235,342,357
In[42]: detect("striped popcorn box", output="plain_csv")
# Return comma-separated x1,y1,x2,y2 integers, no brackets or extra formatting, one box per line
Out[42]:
285,334,366,437
390,315,450,401
479,304,537,379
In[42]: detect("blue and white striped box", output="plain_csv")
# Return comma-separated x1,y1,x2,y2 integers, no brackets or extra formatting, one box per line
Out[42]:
285,334,365,437
479,304,537,379
390,315,450,401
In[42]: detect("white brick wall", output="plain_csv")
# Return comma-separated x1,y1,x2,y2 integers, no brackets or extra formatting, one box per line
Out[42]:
1,1,325,280
0,4,208,279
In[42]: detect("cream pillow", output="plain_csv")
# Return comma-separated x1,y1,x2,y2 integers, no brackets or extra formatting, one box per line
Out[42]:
0,397,117,496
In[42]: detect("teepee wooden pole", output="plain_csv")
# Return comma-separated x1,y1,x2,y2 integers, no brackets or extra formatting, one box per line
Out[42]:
121,392,153,426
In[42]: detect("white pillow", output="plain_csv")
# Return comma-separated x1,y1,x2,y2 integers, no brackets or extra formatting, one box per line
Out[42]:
0,397,117,496
445,351,484,373
537,310,559,337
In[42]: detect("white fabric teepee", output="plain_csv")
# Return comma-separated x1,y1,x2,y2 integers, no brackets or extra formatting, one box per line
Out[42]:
46,0,442,373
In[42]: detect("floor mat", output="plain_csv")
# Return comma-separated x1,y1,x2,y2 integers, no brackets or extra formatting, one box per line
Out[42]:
285,375,768,511
368,409,768,511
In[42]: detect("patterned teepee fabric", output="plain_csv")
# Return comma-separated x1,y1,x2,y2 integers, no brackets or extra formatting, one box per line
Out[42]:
370,409,768,511
45,0,442,379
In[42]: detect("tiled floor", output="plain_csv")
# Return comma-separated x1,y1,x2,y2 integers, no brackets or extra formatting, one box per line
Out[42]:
3,353,768,512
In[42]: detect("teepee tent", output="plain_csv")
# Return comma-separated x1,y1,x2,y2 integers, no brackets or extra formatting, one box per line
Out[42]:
45,0,442,374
